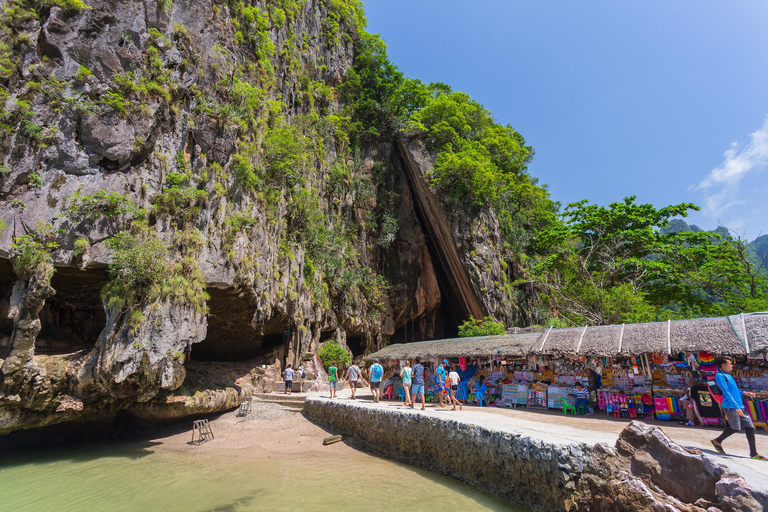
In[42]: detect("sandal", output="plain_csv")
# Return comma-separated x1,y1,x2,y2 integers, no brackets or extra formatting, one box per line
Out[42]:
711,440,726,454
751,454,768,461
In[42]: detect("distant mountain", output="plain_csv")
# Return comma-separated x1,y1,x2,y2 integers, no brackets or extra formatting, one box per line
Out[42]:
747,235,768,275
662,220,767,276
660,219,729,239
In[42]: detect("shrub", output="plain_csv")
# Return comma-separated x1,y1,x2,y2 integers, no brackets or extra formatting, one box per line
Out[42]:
73,237,90,256
66,190,137,219
458,316,506,337
75,65,92,82
28,172,43,188
10,222,60,283
102,230,168,311
318,340,351,369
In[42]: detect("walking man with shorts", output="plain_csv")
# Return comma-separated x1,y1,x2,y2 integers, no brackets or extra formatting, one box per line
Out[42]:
411,357,426,410
448,365,462,410
328,363,338,399
284,364,295,395
369,358,384,403
346,362,360,400
711,357,767,461
435,360,448,407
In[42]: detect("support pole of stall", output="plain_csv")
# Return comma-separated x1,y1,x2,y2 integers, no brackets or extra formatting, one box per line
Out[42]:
576,325,588,354
539,326,553,352
643,353,652,378
618,323,625,354
667,319,672,355
741,313,751,354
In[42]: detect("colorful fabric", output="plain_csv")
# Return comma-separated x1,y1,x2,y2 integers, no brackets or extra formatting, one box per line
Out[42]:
699,352,718,375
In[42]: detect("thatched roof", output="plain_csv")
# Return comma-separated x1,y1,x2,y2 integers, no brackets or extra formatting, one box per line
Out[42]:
365,333,541,362
533,313,767,357
738,312,768,354
365,312,768,361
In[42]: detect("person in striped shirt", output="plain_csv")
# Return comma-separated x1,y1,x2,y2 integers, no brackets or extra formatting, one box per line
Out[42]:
573,382,592,416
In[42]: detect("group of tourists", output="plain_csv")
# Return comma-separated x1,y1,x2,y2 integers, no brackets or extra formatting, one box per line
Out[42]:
398,357,463,410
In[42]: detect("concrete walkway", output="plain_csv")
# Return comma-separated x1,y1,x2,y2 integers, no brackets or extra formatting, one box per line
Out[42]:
309,387,768,495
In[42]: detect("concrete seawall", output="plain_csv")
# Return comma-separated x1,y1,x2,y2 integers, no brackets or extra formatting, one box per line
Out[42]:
304,398,586,511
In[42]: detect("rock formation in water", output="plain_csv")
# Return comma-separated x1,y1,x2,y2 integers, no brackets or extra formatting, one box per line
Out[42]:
0,0,537,434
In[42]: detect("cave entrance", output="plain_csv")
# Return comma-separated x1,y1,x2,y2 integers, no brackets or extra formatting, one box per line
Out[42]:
0,259,16,358
35,266,109,355
346,336,366,357
390,141,484,343
193,287,290,363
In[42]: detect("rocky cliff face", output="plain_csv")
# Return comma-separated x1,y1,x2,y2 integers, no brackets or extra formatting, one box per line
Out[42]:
0,0,522,435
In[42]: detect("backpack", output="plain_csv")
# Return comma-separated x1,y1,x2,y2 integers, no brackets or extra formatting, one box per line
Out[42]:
706,375,724,405
371,364,383,380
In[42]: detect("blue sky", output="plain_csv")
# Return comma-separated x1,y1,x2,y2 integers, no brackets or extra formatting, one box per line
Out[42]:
363,1,768,239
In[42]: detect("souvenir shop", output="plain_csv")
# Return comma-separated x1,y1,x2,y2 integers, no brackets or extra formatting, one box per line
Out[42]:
374,349,768,428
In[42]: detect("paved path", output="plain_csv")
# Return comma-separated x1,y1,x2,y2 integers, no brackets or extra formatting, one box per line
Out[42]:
309,387,768,495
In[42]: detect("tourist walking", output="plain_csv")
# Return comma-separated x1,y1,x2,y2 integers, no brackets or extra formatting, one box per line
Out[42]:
448,365,462,410
346,362,361,400
411,357,426,410
710,357,767,461
284,364,295,395
369,358,384,403
435,360,448,407
328,363,338,399
400,360,413,407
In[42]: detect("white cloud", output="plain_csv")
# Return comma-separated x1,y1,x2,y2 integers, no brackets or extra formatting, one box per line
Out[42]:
695,117,768,225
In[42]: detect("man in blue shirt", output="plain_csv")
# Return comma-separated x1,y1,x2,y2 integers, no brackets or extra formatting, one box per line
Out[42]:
411,357,426,410
711,357,767,461
435,360,448,407
369,358,384,403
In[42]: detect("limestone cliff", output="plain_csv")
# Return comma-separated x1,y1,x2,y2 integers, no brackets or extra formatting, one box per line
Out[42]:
0,0,529,435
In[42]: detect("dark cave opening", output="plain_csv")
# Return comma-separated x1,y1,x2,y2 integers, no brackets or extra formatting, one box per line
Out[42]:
0,259,16,358
192,287,287,362
390,147,469,344
346,336,366,357
35,267,109,355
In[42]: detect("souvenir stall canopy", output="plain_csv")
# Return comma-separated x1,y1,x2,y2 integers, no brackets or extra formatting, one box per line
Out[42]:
365,312,768,420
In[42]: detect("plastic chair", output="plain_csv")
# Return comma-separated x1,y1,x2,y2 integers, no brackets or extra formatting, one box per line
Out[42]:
383,386,394,400
397,388,405,402
476,395,487,407
561,397,576,416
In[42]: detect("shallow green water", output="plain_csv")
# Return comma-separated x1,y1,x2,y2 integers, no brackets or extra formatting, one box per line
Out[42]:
0,442,521,511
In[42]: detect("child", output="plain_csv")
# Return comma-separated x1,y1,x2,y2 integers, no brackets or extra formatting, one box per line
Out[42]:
475,375,488,406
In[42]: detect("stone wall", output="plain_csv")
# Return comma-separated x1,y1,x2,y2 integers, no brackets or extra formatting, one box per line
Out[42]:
304,399,768,512
304,398,585,511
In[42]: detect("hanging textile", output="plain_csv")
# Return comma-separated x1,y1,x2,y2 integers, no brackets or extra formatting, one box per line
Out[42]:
456,364,478,401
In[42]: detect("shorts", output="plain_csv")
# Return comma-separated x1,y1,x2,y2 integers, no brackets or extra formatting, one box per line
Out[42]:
285,380,292,391
371,381,381,390
350,380,358,388
724,408,755,431
329,380,337,389
403,382,411,387
435,382,446,392
451,385,458,391
412,384,425,396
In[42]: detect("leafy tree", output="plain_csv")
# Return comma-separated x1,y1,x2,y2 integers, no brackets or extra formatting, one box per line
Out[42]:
458,316,506,337
530,196,768,325
318,340,351,368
